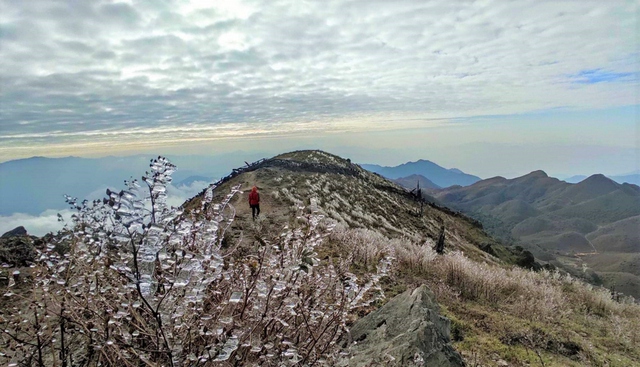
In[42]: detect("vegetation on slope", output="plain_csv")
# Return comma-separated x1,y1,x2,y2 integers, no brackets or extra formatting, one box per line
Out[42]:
2,150,638,366
198,150,640,366
432,169,640,298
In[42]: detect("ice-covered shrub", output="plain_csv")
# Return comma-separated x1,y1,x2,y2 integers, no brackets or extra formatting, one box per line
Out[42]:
0,157,389,367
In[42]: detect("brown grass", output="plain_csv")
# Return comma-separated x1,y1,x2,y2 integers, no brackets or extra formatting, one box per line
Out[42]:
328,227,640,366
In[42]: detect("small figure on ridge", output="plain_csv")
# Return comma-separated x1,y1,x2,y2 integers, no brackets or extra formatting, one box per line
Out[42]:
249,186,260,220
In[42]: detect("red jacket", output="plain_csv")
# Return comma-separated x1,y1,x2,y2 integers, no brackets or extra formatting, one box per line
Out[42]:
249,189,260,205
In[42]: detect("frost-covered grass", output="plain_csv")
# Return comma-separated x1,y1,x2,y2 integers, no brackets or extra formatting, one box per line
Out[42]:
276,150,351,169
330,228,435,278
437,256,640,366
190,151,639,366
327,227,640,366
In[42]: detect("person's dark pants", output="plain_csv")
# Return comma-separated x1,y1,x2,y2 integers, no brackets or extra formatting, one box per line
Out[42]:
251,204,260,219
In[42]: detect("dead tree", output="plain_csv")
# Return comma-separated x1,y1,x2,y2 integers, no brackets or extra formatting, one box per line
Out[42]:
435,225,446,254
410,180,424,217
611,286,621,302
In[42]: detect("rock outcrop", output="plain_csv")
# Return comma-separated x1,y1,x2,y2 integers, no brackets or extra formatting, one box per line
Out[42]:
346,285,465,367
0,226,36,266
1,226,28,238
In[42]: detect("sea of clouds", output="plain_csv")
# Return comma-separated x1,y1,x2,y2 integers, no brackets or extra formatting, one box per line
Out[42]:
0,180,210,237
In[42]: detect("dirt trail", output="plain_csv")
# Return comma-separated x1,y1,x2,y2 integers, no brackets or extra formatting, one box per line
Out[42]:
575,237,599,256
223,170,293,248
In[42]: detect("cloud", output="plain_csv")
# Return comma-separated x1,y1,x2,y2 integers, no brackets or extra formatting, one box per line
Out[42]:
1,0,637,158
166,180,210,208
84,180,211,210
0,180,210,237
0,209,73,238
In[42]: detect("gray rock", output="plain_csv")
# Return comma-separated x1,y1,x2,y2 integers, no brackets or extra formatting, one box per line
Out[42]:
1,226,28,238
346,285,465,367
0,236,36,266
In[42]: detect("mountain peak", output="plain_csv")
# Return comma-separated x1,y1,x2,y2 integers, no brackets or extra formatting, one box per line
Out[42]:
409,159,438,167
274,150,351,166
583,173,612,181
392,174,441,190
526,170,548,178
578,173,618,189
362,159,481,188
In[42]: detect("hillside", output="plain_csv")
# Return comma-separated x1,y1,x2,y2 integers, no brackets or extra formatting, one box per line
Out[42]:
587,216,640,253
361,159,481,188
392,174,441,190
183,150,500,265
3,150,639,366
432,170,640,298
565,173,640,186
180,150,639,366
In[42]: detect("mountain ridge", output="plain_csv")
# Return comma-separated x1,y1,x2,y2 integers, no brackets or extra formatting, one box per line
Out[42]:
182,150,640,365
565,173,640,186
432,169,640,298
361,159,481,188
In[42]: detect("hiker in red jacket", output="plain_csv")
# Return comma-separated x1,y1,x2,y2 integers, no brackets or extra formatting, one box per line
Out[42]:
249,186,260,220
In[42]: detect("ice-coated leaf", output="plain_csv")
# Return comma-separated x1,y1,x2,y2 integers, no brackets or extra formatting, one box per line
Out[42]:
213,335,239,361
229,291,243,303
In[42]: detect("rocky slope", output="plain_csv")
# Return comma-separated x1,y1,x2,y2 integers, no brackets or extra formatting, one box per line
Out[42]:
346,285,464,367
0,226,39,267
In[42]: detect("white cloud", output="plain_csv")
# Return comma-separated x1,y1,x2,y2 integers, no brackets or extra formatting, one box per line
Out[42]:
0,181,210,237
0,209,72,237
166,180,210,207
0,0,636,158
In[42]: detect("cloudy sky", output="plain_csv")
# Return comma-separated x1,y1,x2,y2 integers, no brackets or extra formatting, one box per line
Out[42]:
0,0,638,177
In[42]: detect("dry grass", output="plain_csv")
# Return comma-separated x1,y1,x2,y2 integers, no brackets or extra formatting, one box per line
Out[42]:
327,227,640,366
185,151,640,366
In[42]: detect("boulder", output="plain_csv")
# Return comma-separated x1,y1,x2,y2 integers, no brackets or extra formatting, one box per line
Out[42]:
1,226,28,238
0,236,37,266
346,285,465,367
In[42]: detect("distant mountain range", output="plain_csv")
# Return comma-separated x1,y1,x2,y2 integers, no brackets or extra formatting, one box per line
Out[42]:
0,156,148,216
361,160,481,188
564,173,640,186
432,171,640,298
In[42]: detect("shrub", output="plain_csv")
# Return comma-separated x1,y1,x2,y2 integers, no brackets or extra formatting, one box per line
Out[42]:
0,157,388,366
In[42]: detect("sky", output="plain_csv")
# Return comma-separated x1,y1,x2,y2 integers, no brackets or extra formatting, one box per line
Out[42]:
0,0,638,178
